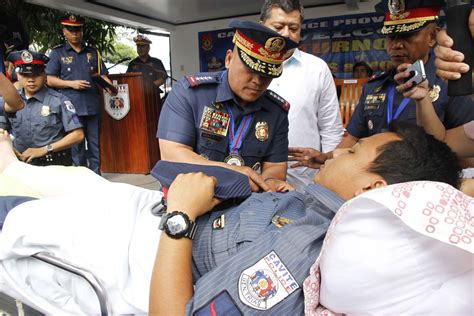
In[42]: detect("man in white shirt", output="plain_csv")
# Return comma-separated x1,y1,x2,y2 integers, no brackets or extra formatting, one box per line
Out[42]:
260,0,343,191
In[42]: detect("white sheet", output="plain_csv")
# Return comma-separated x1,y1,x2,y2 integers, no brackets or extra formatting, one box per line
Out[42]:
0,182,164,315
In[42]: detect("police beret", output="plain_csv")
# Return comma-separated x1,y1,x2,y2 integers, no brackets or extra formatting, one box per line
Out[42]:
61,14,85,27
229,19,299,78
133,35,152,45
375,0,443,35
151,161,252,200
7,50,49,75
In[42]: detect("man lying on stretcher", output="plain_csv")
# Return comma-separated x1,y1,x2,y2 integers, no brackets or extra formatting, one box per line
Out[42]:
0,122,471,314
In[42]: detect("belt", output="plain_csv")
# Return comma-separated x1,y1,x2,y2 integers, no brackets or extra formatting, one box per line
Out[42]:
31,149,73,166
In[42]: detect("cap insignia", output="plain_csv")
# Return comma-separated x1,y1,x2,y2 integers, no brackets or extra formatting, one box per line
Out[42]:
21,51,33,63
264,37,285,53
69,15,77,22
388,0,405,16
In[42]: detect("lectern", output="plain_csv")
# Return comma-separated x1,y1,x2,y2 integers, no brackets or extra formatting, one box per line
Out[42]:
100,73,162,174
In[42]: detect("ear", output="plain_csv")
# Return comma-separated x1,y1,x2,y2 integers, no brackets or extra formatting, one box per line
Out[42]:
224,49,233,69
354,179,388,197
428,26,440,48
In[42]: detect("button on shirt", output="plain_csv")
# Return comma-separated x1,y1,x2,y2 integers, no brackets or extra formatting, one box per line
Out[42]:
187,184,345,315
45,43,108,116
268,48,343,190
157,70,289,168
0,87,82,153
126,56,166,82
347,53,474,138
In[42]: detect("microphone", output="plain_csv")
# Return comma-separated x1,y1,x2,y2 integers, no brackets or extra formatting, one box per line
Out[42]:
446,0,473,96
107,57,132,70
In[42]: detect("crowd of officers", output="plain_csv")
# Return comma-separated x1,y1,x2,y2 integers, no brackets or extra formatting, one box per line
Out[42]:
0,0,473,195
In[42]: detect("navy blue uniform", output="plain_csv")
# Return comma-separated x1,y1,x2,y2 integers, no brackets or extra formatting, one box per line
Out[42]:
126,56,166,82
0,86,83,165
157,70,289,169
45,42,108,173
347,53,474,138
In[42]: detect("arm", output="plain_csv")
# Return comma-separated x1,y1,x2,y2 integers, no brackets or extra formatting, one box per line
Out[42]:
317,65,344,152
0,73,24,112
160,139,270,192
47,75,91,90
149,172,220,315
19,128,84,163
100,75,117,95
444,125,474,157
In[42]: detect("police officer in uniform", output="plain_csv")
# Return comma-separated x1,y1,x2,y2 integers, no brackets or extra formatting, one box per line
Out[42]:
126,35,167,88
46,14,114,174
0,50,84,166
157,20,298,192
288,0,474,168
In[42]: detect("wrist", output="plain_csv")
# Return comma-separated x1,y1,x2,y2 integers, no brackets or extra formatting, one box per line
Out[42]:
165,206,198,221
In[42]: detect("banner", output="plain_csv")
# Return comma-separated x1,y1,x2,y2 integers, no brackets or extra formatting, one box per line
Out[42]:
198,12,447,78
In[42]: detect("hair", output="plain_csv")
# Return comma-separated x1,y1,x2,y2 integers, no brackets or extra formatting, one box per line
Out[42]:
352,61,373,77
367,121,462,188
260,0,304,23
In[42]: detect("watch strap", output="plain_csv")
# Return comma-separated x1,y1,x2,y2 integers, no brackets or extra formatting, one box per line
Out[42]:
159,211,197,240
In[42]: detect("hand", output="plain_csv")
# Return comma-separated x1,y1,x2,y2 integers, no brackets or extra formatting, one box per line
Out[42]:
19,147,47,163
265,178,294,192
288,147,329,169
434,29,471,81
69,80,91,90
394,63,429,101
228,165,270,192
105,86,118,96
166,172,221,219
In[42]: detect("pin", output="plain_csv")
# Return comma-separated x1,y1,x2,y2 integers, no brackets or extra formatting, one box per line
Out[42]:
368,119,374,130
271,215,293,228
428,85,440,103
41,105,50,116
255,121,269,142
224,154,245,166
212,214,225,229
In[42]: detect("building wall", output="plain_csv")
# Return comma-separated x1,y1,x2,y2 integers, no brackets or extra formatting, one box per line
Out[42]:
169,0,379,80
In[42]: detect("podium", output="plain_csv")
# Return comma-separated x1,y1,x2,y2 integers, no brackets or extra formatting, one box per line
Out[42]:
100,73,162,174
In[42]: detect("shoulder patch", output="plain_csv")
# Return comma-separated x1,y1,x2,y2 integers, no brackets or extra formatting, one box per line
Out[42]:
185,74,220,88
266,90,290,112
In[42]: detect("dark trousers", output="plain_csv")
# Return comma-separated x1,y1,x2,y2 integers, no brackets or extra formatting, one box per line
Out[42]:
72,114,101,174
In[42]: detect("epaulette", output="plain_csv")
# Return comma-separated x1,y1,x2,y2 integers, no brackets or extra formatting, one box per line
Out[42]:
265,90,290,112
185,74,220,88
51,44,64,50
368,71,388,83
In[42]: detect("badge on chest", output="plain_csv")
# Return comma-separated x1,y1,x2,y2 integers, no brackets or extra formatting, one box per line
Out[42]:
199,105,230,139
364,93,386,111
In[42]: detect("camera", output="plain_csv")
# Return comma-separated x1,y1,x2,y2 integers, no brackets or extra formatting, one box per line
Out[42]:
404,59,426,87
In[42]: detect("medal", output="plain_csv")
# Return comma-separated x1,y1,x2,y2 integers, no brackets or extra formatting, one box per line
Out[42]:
255,121,269,142
429,85,440,103
224,153,245,166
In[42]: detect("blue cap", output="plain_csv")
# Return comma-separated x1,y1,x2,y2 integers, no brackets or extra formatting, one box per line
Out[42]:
151,161,252,200
229,19,299,78
7,50,49,75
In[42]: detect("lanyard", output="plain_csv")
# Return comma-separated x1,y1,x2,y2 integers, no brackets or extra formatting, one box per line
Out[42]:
387,85,411,125
228,107,253,154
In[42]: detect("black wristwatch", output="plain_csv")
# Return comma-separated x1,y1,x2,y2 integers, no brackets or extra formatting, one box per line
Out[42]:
159,211,197,240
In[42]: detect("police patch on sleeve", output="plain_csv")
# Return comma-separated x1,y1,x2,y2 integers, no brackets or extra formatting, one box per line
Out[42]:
64,100,76,113
238,251,299,310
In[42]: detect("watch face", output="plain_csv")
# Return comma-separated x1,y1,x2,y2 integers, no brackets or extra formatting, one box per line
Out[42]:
166,214,188,236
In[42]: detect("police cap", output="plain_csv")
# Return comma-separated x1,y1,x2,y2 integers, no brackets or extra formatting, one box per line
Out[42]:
61,14,85,29
376,0,443,35
133,34,152,45
229,19,299,78
7,50,49,75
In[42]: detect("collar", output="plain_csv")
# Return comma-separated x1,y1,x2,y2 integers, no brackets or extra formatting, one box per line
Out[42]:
20,86,47,103
304,183,345,215
283,48,302,66
215,70,267,115
65,41,84,53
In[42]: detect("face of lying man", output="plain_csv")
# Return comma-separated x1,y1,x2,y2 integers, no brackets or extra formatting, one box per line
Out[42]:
314,132,401,200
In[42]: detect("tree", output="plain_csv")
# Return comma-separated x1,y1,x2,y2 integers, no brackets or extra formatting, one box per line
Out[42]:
104,41,137,64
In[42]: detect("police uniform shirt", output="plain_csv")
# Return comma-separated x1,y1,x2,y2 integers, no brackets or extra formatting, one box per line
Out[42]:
186,184,344,315
157,70,289,168
126,56,166,82
347,53,474,138
45,42,108,116
0,86,83,153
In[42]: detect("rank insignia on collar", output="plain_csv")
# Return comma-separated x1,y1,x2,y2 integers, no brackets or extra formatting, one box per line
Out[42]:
255,121,269,142
41,105,50,116
200,106,230,137
428,85,440,103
